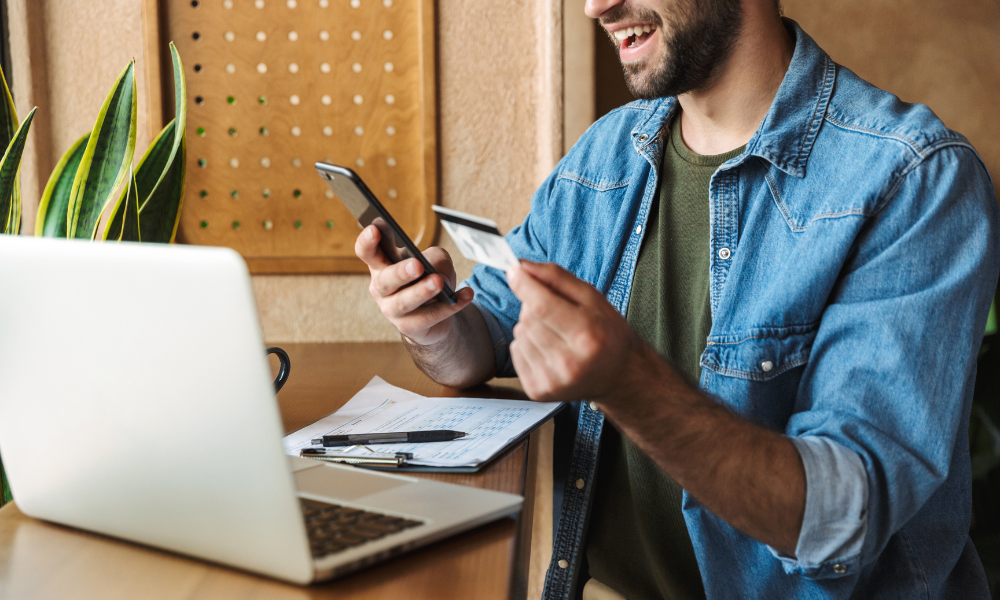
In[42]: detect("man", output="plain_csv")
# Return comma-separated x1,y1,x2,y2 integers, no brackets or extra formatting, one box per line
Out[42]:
356,0,999,597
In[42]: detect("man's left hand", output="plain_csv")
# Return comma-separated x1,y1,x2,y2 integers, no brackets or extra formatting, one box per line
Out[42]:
506,260,642,403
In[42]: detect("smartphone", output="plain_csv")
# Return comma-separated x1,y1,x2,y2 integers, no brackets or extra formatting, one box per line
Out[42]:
315,162,458,305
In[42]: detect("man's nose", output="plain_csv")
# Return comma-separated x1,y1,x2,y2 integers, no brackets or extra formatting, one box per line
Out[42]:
584,0,625,20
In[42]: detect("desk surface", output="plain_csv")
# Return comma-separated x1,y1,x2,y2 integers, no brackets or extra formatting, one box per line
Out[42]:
0,343,533,600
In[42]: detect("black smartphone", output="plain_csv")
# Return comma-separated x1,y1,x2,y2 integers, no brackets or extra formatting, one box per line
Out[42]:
315,162,458,305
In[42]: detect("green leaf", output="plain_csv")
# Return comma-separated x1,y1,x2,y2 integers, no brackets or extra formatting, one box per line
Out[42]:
67,61,137,240
139,136,186,242
115,168,141,242
0,107,36,234
0,63,18,162
0,452,10,507
104,44,187,243
36,133,90,237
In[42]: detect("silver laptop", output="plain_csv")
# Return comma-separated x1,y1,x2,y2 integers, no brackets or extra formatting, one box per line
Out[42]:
0,236,522,584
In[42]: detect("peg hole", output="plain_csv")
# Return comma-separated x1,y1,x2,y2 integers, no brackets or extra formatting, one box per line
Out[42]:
228,127,237,136
383,62,394,72
229,158,240,168
199,190,208,198
195,95,204,105
288,31,299,41
231,190,239,199
259,126,269,136
325,189,334,198
352,62,362,73
258,95,268,105
355,158,365,167
291,126,301,136
354,126,364,135
386,157,396,166
353,94,363,105
192,32,201,41
224,31,235,41
292,158,302,167
384,94,395,104
198,158,207,167
320,62,331,73
319,30,330,41
225,63,236,74
321,94,332,105
351,30,361,41
260,157,271,167
257,63,267,73
323,126,333,136
196,127,206,136
194,64,203,73
288,63,299,74
262,188,272,198
383,30,393,40
263,220,273,230
293,189,303,198
256,31,266,41
227,96,236,104
290,94,300,105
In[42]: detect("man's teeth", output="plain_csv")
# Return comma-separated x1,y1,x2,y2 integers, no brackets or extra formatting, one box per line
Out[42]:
613,25,654,42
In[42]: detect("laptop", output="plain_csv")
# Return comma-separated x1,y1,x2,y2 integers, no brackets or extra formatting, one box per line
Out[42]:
0,236,523,584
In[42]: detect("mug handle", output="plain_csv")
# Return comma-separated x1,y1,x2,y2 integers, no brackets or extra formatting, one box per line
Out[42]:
266,347,291,393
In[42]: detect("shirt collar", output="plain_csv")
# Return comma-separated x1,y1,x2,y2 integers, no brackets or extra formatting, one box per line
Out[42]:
632,19,835,179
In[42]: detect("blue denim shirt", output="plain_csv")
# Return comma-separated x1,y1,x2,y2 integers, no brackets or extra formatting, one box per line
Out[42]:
465,20,999,600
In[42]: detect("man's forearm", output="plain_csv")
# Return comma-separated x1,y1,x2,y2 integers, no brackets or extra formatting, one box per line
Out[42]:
597,342,806,556
403,303,497,389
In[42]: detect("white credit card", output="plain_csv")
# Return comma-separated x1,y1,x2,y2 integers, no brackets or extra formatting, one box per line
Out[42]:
432,205,519,271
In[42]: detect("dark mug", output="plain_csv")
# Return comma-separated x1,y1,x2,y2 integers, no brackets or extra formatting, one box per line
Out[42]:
266,347,291,393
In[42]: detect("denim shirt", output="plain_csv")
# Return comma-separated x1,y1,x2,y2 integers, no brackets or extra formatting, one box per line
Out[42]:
464,20,999,600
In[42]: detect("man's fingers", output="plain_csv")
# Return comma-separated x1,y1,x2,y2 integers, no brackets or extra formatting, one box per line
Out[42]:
355,225,392,270
507,265,580,337
383,274,446,318
518,260,603,307
394,287,474,334
372,258,424,298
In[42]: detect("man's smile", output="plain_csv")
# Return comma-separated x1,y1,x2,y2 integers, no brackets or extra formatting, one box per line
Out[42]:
606,22,659,62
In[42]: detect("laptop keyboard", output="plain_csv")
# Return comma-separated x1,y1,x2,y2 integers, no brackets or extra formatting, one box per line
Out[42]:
300,498,424,558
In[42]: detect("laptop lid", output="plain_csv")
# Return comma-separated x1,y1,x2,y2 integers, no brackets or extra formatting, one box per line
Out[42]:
0,237,314,583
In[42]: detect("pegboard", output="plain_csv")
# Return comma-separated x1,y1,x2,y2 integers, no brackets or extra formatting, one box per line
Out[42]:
154,0,437,273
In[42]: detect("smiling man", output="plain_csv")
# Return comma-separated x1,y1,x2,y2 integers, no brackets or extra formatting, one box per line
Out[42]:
355,0,1000,598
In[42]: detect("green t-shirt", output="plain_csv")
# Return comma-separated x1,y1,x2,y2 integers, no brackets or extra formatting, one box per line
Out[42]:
584,118,744,600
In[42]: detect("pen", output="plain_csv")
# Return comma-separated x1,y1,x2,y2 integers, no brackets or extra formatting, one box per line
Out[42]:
311,430,467,447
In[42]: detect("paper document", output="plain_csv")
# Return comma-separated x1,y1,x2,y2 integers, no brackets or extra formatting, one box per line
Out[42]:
283,377,562,468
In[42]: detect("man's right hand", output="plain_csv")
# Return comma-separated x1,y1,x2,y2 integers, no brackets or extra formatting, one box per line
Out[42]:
356,224,475,346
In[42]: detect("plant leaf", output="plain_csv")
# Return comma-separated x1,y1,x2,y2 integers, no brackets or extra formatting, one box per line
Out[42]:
0,107,36,234
0,63,18,162
105,43,187,243
103,120,178,241
115,168,141,242
139,136,186,243
67,61,137,239
36,133,90,237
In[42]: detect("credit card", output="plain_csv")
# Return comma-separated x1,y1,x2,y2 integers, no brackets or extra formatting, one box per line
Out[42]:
432,205,519,271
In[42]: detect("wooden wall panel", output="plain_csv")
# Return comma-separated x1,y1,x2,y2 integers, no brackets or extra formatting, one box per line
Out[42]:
160,0,438,273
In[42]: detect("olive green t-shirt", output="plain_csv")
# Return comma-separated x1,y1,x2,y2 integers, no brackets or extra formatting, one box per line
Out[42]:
583,118,744,600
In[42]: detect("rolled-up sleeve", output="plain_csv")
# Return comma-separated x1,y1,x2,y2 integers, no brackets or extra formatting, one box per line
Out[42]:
778,145,999,579
770,436,868,577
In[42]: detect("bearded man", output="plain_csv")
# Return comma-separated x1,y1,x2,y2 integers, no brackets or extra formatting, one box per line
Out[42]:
355,0,1000,597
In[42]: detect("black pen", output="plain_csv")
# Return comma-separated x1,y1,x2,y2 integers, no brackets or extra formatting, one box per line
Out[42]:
311,430,467,447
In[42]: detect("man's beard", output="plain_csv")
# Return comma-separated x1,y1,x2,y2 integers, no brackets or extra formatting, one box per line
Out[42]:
602,0,744,99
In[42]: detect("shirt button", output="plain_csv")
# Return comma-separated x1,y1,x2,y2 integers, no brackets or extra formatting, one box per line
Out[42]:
833,563,847,574
718,247,731,259
575,478,585,489
589,401,599,411
558,559,569,569
635,224,642,235
761,360,773,372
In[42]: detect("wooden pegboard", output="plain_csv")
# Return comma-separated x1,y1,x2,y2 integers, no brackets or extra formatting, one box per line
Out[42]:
157,0,437,273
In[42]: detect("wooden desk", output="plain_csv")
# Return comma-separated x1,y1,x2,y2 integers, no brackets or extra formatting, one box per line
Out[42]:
0,343,545,600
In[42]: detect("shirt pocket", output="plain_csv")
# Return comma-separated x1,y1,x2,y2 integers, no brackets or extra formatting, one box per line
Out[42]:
699,324,819,428
700,323,819,382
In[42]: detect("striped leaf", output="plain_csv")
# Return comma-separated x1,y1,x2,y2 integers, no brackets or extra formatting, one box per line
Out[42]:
67,61,137,239
0,63,18,163
0,107,36,234
0,452,10,506
36,133,90,237
114,168,141,242
103,43,186,243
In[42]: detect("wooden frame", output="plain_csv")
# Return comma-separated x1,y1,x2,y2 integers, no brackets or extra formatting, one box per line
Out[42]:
143,0,438,274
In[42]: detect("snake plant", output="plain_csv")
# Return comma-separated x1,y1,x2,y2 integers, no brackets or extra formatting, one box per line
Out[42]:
36,42,187,242
0,63,34,235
